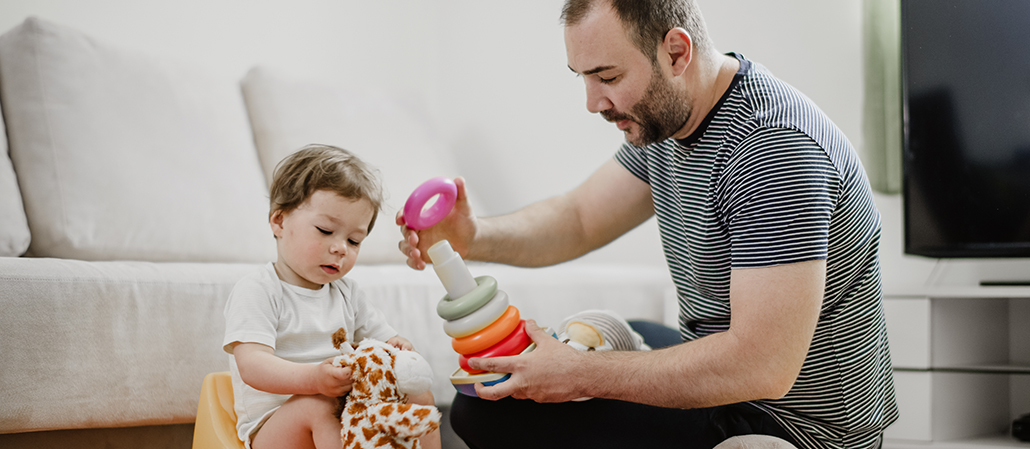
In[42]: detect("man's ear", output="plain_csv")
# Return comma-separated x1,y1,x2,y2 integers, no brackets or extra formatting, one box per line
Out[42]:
663,27,693,77
270,209,285,238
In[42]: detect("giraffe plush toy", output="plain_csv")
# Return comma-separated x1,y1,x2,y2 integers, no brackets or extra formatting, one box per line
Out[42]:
332,334,440,449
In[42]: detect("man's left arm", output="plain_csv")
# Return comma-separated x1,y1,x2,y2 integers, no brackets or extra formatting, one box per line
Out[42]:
472,259,825,407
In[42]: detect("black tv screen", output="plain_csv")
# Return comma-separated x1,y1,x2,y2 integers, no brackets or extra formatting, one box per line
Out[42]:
901,0,1030,257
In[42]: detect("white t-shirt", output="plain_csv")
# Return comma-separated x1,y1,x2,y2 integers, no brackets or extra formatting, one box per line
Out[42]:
222,263,398,446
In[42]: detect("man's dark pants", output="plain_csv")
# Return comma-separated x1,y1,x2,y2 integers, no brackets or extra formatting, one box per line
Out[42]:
450,321,798,449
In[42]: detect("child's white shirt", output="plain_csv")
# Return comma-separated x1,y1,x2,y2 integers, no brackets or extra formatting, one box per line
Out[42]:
222,262,397,447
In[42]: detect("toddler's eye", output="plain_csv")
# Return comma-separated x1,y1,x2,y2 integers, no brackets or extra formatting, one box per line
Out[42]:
316,227,332,235
348,239,361,246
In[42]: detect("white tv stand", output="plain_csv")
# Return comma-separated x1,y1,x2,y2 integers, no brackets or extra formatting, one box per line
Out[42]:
881,258,1030,448
872,194,1030,448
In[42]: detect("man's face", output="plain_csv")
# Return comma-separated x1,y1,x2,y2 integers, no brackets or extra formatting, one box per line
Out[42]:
564,6,691,146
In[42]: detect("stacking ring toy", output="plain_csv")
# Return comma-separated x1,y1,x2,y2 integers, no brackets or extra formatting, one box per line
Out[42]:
437,276,498,320
403,176,457,230
452,306,520,355
458,320,531,374
443,290,509,338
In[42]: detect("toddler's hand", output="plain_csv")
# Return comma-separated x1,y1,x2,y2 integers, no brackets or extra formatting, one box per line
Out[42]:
387,336,415,351
315,359,352,397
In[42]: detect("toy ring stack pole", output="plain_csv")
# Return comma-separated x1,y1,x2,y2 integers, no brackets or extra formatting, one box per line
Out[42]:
427,240,534,396
403,177,539,397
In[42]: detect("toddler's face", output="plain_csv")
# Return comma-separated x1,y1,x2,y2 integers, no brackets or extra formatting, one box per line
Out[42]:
271,190,374,289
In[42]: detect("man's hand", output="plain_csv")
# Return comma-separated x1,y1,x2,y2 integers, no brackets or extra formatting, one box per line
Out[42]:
397,176,478,270
471,320,588,403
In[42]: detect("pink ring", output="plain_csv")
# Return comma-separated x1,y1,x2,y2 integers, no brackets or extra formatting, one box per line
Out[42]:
403,177,457,230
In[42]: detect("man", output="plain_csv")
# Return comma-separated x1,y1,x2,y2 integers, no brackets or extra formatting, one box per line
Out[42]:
397,1,897,448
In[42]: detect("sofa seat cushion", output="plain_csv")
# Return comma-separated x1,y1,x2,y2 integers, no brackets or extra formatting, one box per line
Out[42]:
0,257,260,433
0,257,671,434
0,17,273,262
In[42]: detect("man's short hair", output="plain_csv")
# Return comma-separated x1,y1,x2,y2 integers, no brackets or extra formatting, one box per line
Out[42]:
269,144,384,233
561,0,714,64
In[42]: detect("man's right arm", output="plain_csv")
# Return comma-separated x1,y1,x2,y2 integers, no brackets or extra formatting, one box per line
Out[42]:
399,158,654,268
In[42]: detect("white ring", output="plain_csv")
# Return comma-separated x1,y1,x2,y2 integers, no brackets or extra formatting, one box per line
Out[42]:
443,290,509,338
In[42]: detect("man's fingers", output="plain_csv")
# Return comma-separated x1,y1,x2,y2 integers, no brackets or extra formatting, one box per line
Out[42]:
523,319,551,343
468,353,516,374
454,176,468,202
474,380,516,401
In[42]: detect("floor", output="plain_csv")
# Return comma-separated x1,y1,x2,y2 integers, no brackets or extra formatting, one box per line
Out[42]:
0,407,469,449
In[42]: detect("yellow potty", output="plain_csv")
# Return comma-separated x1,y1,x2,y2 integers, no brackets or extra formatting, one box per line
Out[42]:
192,372,245,449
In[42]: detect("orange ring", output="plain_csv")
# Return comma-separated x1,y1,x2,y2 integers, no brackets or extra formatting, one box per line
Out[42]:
452,306,520,355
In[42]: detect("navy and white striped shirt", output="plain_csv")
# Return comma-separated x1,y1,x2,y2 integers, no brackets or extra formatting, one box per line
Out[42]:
615,54,898,449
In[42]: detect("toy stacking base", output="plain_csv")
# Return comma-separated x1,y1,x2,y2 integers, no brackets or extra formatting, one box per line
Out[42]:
450,370,511,398
449,343,535,397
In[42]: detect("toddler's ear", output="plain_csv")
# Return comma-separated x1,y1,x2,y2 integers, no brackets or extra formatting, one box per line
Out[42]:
269,209,285,237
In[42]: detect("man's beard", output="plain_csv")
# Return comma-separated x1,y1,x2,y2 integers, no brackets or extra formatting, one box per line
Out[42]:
601,66,692,147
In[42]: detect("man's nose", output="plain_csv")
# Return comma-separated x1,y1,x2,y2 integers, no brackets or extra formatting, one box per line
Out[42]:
585,83,614,114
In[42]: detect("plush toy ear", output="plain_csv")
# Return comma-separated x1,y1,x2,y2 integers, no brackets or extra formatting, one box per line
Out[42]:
393,350,434,396
566,321,604,348
367,403,441,439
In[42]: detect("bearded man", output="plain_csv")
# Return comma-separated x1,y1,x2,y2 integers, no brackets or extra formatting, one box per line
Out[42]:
397,1,897,448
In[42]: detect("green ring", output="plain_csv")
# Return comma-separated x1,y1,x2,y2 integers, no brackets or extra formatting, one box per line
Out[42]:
437,276,498,320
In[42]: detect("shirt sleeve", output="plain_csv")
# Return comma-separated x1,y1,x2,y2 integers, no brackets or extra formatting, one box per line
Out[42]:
343,279,398,343
719,127,840,269
222,273,281,354
614,142,651,184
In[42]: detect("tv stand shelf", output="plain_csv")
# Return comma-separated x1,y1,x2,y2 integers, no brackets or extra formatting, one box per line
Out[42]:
882,292,1030,449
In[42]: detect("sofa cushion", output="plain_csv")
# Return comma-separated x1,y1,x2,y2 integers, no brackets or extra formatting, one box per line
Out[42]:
241,66,474,264
0,17,274,262
0,257,259,433
0,101,30,257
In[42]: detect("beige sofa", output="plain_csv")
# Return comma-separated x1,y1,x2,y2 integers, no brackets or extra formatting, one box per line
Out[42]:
0,16,674,448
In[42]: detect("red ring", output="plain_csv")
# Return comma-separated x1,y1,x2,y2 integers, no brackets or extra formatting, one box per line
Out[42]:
458,320,531,374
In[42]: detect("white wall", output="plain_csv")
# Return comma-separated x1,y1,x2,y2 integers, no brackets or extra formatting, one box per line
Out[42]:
0,0,866,268
424,0,867,266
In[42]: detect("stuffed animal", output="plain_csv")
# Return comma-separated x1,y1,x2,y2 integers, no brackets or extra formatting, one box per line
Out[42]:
331,331,440,449
558,309,650,352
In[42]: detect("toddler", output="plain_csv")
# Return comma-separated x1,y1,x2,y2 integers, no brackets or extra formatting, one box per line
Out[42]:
223,144,439,449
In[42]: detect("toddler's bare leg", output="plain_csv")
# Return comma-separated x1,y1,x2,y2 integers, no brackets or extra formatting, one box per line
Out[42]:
406,391,441,449
252,394,343,449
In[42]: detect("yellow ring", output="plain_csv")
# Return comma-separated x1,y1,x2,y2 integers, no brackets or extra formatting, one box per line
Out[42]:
452,306,520,355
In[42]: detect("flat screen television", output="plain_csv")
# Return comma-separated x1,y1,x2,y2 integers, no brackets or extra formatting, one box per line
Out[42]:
901,0,1030,257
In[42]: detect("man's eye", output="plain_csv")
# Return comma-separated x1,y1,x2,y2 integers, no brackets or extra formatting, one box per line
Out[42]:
599,76,616,84
316,227,332,235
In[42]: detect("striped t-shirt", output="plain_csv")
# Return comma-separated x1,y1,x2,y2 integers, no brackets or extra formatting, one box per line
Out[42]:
615,54,898,449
